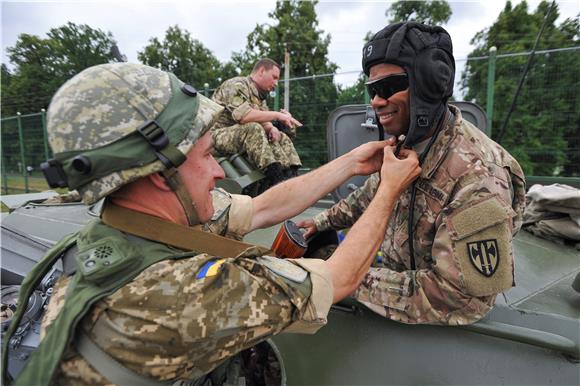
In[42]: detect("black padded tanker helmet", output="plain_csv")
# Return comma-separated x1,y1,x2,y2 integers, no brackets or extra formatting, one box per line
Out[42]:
362,22,455,146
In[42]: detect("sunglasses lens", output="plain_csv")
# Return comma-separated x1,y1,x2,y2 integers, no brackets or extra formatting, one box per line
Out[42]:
366,74,408,100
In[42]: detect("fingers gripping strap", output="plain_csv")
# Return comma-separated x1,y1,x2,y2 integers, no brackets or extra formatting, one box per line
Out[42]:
161,168,199,226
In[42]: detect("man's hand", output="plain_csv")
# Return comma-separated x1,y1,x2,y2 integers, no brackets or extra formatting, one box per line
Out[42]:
278,109,302,129
347,138,396,176
378,146,421,196
296,218,318,240
266,125,282,142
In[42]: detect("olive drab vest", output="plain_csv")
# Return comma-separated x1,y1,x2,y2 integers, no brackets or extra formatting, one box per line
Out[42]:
2,203,263,386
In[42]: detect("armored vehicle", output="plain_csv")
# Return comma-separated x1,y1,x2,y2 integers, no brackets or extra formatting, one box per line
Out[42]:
2,103,579,385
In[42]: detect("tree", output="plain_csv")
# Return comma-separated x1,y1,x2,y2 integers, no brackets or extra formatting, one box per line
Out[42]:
1,23,118,174
461,1,579,176
387,0,452,25
2,22,118,116
138,25,235,92
232,0,339,167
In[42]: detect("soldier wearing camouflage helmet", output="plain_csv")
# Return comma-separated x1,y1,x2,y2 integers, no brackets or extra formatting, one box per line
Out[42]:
211,58,303,185
298,22,526,325
2,63,421,385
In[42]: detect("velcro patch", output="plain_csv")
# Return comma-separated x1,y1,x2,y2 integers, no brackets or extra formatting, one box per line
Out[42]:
257,255,308,283
446,195,515,296
447,194,515,240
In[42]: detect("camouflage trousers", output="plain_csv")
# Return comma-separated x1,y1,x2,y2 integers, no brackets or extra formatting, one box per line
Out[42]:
212,123,301,170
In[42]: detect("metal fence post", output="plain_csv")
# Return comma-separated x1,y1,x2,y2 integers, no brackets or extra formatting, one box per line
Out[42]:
274,89,279,111
41,108,50,160
486,46,497,137
16,112,29,193
364,75,370,105
1,149,7,195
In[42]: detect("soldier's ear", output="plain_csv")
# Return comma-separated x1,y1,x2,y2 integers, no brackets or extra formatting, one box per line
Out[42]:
149,173,172,192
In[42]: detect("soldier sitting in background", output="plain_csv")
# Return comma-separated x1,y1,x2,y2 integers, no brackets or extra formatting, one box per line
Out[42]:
211,58,302,186
4,62,420,385
298,22,526,325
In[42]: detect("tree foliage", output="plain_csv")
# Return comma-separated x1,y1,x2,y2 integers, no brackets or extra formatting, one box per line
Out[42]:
461,1,579,176
137,25,235,91
387,0,452,25
2,22,118,116
230,0,339,167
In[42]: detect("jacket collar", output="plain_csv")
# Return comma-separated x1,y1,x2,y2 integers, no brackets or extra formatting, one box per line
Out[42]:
247,76,264,99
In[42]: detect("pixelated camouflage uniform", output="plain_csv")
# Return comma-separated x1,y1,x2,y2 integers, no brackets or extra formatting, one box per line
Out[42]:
211,76,301,170
41,189,332,385
313,105,526,325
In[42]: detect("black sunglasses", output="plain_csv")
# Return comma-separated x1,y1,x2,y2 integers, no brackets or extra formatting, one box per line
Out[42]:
366,73,409,100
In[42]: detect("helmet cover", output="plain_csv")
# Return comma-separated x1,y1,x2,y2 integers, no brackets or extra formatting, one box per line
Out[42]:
46,63,223,204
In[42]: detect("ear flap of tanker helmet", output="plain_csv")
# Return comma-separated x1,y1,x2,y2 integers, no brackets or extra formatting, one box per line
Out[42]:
362,22,455,146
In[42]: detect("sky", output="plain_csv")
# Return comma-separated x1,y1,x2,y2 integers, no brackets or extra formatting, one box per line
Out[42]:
1,0,579,94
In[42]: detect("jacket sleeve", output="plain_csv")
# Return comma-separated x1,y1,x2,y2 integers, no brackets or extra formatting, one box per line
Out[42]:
177,253,332,371
313,173,379,231
216,80,253,122
354,172,519,325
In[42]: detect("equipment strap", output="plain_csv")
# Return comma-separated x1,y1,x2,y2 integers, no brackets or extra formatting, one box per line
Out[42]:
101,202,268,258
160,168,200,227
76,330,171,386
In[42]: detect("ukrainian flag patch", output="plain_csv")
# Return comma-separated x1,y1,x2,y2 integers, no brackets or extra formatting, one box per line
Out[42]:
196,259,226,279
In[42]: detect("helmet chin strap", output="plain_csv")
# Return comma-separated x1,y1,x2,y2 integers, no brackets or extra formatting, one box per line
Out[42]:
161,168,200,226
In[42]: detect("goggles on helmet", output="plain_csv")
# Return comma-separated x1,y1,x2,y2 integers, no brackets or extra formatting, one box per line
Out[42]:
365,73,408,100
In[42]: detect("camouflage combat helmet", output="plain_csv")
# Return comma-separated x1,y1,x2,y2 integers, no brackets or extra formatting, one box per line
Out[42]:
41,63,223,225
362,22,455,147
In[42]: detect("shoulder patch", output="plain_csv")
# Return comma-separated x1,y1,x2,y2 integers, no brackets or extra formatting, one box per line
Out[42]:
256,255,308,283
196,258,226,279
446,196,515,296
467,238,500,277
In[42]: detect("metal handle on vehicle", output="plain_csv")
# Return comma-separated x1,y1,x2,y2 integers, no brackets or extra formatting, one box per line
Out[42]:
461,320,579,360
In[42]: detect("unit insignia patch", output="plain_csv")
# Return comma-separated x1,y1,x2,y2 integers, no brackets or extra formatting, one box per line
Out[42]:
467,239,500,277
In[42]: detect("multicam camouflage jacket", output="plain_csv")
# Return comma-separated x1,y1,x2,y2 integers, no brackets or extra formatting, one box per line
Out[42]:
313,105,526,325
211,76,268,129
41,190,332,385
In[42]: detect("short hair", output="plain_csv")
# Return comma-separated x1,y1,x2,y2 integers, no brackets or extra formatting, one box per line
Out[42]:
252,58,280,73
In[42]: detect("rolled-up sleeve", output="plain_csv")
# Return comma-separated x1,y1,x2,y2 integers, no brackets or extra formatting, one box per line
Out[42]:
283,258,333,334
225,81,253,122
227,194,253,237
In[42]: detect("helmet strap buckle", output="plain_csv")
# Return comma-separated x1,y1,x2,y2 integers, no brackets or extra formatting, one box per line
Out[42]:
41,159,69,188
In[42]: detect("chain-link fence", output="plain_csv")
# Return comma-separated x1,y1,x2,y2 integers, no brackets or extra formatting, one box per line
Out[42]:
1,111,52,194
2,47,579,194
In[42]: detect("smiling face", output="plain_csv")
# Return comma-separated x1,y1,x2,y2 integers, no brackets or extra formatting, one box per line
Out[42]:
369,63,410,138
178,131,225,223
